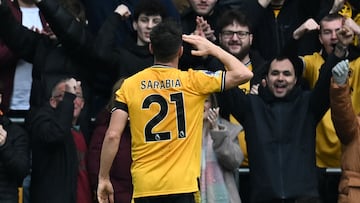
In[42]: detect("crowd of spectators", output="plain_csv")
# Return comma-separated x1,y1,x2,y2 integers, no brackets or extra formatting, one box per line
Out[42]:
0,0,360,202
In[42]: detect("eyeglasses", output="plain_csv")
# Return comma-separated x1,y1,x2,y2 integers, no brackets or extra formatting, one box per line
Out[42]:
221,31,250,39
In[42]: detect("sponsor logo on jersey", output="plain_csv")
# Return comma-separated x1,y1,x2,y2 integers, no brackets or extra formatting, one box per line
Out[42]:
199,70,222,77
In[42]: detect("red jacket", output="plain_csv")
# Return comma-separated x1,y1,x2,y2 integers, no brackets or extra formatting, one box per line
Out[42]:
87,108,133,203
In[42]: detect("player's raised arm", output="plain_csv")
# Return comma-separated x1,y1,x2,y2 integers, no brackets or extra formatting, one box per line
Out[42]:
182,34,253,90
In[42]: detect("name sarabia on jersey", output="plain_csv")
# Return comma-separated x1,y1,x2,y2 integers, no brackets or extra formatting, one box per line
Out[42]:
140,79,182,90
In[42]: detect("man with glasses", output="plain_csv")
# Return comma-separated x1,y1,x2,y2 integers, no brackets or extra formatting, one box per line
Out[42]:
179,0,242,69
205,9,267,86
27,77,92,203
206,9,267,202
216,9,266,90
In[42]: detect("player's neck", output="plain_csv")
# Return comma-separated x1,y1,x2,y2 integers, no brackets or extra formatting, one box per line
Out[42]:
153,60,178,69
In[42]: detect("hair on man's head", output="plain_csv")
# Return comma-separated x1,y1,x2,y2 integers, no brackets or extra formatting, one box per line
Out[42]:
286,55,303,79
217,9,253,33
319,13,344,30
264,55,304,79
150,19,182,63
50,78,71,98
133,0,168,21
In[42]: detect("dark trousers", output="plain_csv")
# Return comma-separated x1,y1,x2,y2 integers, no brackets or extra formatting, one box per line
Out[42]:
239,170,251,203
134,193,195,203
0,197,18,203
259,197,321,203
317,167,340,203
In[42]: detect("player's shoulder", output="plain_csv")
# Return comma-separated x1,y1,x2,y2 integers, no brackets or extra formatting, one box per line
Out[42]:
187,68,223,77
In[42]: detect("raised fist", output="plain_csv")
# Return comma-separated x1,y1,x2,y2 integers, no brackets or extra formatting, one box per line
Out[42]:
332,59,349,85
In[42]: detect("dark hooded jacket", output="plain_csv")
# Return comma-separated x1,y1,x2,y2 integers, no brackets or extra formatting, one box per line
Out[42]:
27,93,78,203
218,53,342,202
0,114,29,202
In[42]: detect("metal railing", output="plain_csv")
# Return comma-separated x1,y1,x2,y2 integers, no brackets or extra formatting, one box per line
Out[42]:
238,167,342,173
10,117,342,174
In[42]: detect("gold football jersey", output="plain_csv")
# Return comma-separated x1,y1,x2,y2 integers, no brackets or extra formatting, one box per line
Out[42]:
115,66,225,198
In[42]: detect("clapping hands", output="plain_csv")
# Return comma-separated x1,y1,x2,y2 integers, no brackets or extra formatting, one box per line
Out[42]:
193,16,216,41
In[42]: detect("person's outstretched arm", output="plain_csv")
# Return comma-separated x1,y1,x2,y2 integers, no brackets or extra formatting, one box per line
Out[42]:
182,34,253,90
97,108,128,203
330,60,358,145
92,4,131,71
310,25,353,122
33,0,96,59
0,0,42,63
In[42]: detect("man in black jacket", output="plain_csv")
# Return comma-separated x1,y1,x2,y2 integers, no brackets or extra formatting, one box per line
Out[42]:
218,24,353,203
0,82,30,203
207,9,266,203
27,78,92,203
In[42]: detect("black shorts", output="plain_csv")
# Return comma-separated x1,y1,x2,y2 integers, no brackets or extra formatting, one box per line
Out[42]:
134,193,195,203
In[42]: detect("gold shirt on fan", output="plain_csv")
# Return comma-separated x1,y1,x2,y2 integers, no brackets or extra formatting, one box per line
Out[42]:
115,65,225,198
230,63,253,167
302,53,360,168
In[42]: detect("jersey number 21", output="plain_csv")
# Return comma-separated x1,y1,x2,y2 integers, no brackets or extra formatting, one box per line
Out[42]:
142,92,186,142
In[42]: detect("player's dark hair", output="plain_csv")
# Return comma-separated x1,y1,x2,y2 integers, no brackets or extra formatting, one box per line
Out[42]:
150,19,182,63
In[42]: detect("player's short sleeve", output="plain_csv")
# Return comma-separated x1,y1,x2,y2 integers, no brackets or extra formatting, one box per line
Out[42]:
113,82,128,113
188,69,225,93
